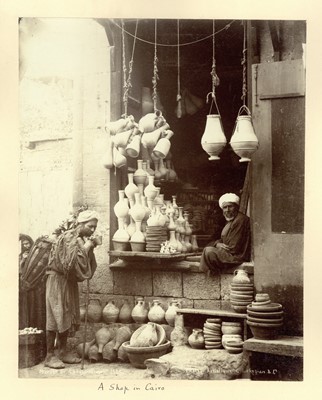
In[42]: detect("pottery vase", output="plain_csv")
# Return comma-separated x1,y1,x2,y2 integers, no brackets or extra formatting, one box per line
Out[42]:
118,299,133,323
168,213,177,231
130,221,146,245
124,173,139,205
148,300,166,324
153,160,162,185
102,339,117,363
146,160,155,176
201,114,227,160
133,159,148,185
112,128,133,149
76,338,96,359
139,110,163,134
107,116,130,135
126,216,136,238
87,298,102,323
131,193,146,222
158,158,168,181
113,145,127,168
165,160,177,182
170,314,188,346
180,234,188,253
172,195,179,219
168,230,178,251
102,300,120,324
88,344,100,362
126,130,141,158
175,232,183,253
131,297,148,323
102,137,114,169
230,106,259,162
184,235,192,253
152,130,174,159
113,326,133,351
165,300,180,327
191,235,199,252
95,326,112,353
144,175,158,209
112,218,130,247
233,269,251,284
188,328,205,349
114,190,129,219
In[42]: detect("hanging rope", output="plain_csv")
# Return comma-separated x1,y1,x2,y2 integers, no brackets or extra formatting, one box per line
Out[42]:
152,19,159,112
206,20,220,113
110,19,237,47
176,20,181,103
121,19,139,117
241,20,247,106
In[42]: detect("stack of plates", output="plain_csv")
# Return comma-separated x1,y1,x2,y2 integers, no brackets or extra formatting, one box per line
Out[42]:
225,340,244,354
247,294,284,339
202,318,222,349
230,282,254,313
145,226,168,252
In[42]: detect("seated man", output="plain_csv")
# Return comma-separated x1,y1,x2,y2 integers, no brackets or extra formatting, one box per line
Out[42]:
200,193,251,274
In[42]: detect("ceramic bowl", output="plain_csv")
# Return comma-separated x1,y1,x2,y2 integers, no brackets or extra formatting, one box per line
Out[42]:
130,242,146,252
247,320,283,328
225,346,243,354
221,326,242,335
247,303,283,312
206,318,222,324
247,316,283,324
255,293,270,302
225,340,244,348
112,240,130,251
251,299,272,306
249,326,279,340
123,340,171,369
247,309,284,319
231,305,247,313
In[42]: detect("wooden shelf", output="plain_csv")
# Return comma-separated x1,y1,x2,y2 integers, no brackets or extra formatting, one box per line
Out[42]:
244,336,303,358
109,258,192,271
109,250,200,260
178,308,247,319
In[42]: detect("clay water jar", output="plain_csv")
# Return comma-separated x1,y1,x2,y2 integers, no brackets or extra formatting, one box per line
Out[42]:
148,300,165,324
76,338,96,359
87,298,102,323
113,326,133,351
188,328,205,349
88,344,100,362
102,339,117,363
117,343,130,363
102,300,120,324
131,297,148,323
118,299,133,323
95,326,112,353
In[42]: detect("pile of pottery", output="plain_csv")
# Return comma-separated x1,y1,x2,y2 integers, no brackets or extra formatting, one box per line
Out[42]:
247,294,284,340
221,322,243,354
123,322,170,369
230,269,254,313
145,226,168,252
202,318,223,349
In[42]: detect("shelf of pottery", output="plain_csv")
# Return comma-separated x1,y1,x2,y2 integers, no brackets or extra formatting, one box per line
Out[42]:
112,164,200,254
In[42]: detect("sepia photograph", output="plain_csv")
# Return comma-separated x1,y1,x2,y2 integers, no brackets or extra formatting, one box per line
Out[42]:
1,0,322,398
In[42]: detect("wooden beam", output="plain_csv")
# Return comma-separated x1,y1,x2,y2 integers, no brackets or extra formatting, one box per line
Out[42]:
268,21,281,61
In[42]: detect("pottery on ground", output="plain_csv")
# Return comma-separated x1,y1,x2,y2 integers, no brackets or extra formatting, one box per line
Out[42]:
123,340,171,369
247,309,284,319
247,303,282,312
188,328,205,349
247,316,283,324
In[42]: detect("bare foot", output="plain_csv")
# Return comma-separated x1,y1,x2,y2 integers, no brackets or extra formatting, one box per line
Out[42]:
44,355,65,369
59,352,81,364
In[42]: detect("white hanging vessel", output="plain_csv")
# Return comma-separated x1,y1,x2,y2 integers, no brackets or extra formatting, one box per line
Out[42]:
230,105,259,162
201,114,227,160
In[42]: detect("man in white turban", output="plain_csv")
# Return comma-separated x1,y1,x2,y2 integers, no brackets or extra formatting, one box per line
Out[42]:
45,210,100,369
200,193,251,274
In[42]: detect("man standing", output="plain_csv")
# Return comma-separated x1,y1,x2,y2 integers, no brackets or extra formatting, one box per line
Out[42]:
200,193,251,274
45,210,100,369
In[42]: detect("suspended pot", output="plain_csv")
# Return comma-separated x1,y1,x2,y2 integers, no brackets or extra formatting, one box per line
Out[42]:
141,123,170,149
152,130,174,159
112,129,133,148
201,114,227,160
230,106,259,162
107,116,132,135
126,130,141,158
102,137,114,169
139,110,164,133
113,146,127,168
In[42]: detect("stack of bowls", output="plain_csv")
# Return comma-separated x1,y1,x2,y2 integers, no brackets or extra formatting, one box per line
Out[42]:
230,281,254,313
247,294,284,339
202,318,222,349
225,339,244,354
221,322,243,349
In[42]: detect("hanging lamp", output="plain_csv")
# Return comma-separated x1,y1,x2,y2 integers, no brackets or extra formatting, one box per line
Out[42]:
230,21,259,162
201,20,227,161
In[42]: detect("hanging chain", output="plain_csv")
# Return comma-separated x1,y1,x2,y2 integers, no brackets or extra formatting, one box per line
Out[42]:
152,19,159,112
176,19,181,102
241,20,247,106
206,20,220,113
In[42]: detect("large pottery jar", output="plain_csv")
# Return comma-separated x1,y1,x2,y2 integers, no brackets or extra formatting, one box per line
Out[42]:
95,326,112,353
102,300,120,323
188,328,205,349
165,300,180,327
87,298,102,323
131,297,148,323
148,299,165,324
201,114,227,160
119,299,133,323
